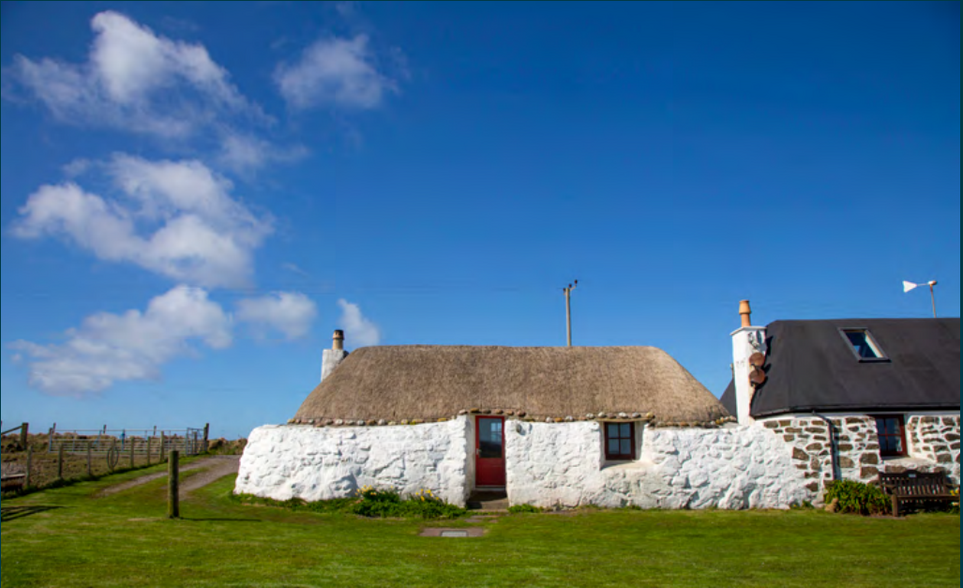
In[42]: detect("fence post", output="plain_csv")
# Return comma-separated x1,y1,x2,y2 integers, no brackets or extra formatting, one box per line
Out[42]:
146,436,152,466
160,432,166,463
57,443,65,480
48,425,54,452
25,445,33,488
87,441,93,477
20,423,28,450
167,450,179,519
129,439,135,469
203,423,210,453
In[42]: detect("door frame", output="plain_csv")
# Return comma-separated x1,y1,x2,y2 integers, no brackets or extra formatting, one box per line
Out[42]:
474,415,506,489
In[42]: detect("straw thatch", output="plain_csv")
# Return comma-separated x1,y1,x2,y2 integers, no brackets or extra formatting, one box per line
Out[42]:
294,346,730,425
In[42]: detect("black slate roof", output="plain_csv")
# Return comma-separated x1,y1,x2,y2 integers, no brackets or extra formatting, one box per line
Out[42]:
720,318,961,417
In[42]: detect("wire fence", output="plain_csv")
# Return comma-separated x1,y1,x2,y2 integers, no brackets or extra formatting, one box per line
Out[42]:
1,422,210,492
46,426,208,457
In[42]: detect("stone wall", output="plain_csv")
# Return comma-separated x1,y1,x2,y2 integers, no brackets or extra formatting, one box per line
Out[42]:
234,417,471,506
906,415,960,483
760,416,881,501
506,420,809,509
235,413,959,512
761,413,961,500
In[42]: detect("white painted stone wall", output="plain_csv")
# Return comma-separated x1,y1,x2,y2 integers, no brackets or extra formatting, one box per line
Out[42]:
760,415,878,501
731,325,767,425
906,414,960,483
320,348,347,381
761,412,961,499
235,417,471,506
506,420,810,509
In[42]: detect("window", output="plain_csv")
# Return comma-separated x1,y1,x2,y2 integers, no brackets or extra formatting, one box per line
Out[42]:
873,415,906,457
839,329,888,362
604,422,635,460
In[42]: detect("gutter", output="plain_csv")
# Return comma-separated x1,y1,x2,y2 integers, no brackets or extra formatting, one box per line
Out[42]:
811,411,841,482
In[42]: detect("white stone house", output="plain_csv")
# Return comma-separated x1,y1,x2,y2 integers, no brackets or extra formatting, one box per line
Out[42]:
236,330,814,509
236,305,960,509
721,302,961,498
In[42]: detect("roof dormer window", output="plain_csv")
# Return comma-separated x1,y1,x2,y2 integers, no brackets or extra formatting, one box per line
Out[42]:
839,328,888,362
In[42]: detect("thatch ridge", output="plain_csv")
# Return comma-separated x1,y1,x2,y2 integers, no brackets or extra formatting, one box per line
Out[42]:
294,345,730,425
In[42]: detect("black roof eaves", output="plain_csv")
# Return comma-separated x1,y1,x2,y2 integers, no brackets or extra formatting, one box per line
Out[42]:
752,403,961,418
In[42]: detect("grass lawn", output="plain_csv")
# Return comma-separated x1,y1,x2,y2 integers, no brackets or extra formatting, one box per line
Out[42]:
1,465,959,588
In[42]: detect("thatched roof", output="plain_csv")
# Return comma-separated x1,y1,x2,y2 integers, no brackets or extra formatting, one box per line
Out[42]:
294,346,730,426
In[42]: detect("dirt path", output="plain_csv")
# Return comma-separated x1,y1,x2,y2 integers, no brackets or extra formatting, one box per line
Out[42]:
178,456,240,495
97,455,240,498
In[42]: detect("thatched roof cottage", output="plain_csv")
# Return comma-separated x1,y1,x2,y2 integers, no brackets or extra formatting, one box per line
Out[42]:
236,328,813,509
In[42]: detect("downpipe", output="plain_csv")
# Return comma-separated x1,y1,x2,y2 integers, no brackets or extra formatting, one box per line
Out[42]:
812,411,841,482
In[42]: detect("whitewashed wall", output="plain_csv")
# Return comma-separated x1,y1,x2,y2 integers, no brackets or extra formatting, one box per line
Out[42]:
238,414,959,511
235,417,471,506
506,421,810,509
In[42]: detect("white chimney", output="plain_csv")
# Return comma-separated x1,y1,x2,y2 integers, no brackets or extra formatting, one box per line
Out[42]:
321,329,347,382
731,300,767,425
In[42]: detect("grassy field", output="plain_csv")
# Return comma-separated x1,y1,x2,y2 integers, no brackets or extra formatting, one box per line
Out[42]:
1,464,959,588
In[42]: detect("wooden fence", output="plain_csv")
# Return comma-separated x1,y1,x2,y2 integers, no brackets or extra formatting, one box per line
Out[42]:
45,424,209,456
1,422,210,492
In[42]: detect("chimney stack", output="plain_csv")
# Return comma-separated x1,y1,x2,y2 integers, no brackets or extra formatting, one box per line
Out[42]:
321,329,348,382
739,300,752,328
730,299,767,426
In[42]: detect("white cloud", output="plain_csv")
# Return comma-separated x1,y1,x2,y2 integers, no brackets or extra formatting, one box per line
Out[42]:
275,35,397,110
9,182,140,262
236,292,317,340
62,158,92,177
10,285,231,397
281,262,310,277
10,156,272,288
90,11,244,108
337,298,381,347
8,11,267,141
216,131,308,174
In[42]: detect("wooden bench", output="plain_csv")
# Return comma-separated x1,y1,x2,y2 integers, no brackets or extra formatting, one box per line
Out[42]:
1,474,27,493
878,471,957,516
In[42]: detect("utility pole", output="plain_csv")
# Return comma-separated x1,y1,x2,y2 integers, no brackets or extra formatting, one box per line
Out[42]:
563,280,578,346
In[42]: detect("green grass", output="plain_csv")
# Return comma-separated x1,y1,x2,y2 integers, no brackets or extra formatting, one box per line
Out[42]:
1,467,959,588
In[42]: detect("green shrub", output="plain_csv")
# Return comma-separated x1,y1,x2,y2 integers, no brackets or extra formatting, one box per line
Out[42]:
508,504,543,514
233,486,467,520
823,480,890,515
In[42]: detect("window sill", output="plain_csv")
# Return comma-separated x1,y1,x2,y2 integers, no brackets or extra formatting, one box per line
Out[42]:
601,458,652,471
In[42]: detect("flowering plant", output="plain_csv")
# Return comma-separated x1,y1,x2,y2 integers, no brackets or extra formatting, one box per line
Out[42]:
414,488,441,503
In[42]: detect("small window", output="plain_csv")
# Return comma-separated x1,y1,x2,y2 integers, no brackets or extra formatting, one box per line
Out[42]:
604,422,635,461
873,415,906,457
839,329,888,362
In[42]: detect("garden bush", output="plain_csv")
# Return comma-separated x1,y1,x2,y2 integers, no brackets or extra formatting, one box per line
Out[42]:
233,486,467,519
823,480,890,515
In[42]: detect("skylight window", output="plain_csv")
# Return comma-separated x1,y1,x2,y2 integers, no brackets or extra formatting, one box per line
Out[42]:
839,329,888,362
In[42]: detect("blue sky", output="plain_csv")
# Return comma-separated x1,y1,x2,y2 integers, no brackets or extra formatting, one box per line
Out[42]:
1,2,959,439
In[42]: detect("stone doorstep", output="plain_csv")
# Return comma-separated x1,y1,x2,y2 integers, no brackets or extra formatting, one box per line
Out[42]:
419,527,487,538
464,515,501,523
467,490,509,512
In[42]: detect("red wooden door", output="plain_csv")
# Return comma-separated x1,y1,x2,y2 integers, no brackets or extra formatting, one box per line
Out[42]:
475,416,506,487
